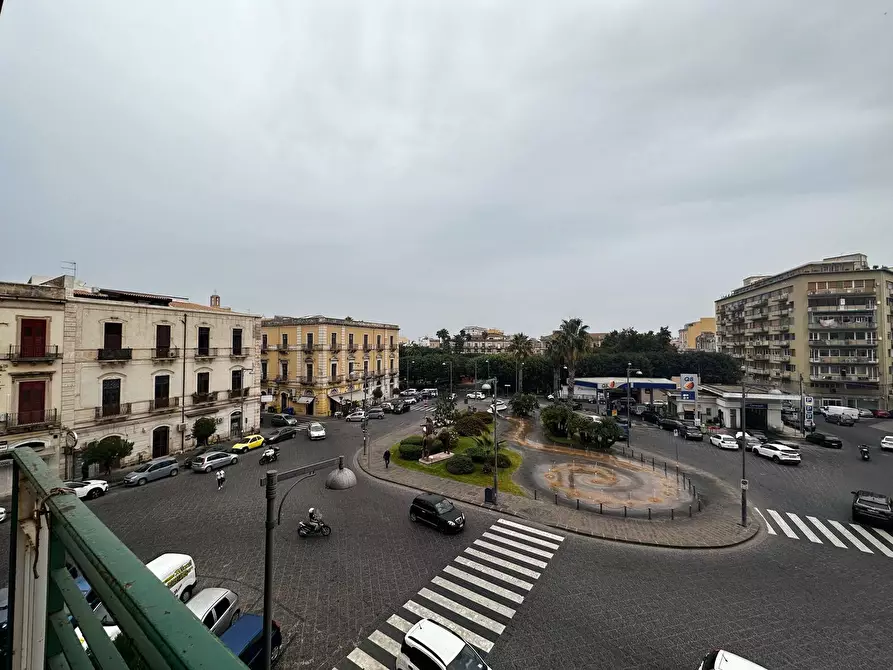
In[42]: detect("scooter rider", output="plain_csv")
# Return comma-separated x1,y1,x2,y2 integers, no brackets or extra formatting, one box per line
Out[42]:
262,446,276,460
307,507,323,532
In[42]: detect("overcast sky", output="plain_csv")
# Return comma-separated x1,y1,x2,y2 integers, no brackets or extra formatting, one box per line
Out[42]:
2,1,892,340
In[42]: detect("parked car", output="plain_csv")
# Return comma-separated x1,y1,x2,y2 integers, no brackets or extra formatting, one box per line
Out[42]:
838,414,856,427
220,613,282,668
642,411,662,424
396,619,491,670
805,432,843,449
749,431,770,443
345,410,366,422
681,424,703,441
182,447,215,469
698,648,768,670
880,436,893,451
191,451,238,473
366,407,385,420
0,508,6,523
63,479,109,500
381,401,395,412
307,422,327,440
872,409,891,418
659,418,684,432
393,400,410,414
186,587,241,637
466,391,485,400
753,442,801,465
123,457,179,486
409,494,466,533
270,414,298,427
709,434,739,450
267,427,298,444
858,408,874,418
232,434,265,454
400,389,418,397
735,432,762,451
404,396,419,405
486,401,509,414
851,490,893,528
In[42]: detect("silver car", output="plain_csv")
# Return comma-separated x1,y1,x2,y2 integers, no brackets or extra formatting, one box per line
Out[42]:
123,457,179,486
307,422,327,440
191,451,239,473
186,587,240,637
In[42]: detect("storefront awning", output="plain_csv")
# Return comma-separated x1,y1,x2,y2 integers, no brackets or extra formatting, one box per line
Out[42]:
295,396,314,405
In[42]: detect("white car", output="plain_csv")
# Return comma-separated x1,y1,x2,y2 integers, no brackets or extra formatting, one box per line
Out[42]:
396,618,491,670
881,436,893,451
466,391,485,400
307,422,327,440
699,648,768,670
547,393,555,400
63,479,109,500
400,389,418,397
858,408,874,418
487,401,509,414
734,432,762,451
404,396,419,405
0,508,6,523
345,410,366,422
752,442,801,465
709,434,740,450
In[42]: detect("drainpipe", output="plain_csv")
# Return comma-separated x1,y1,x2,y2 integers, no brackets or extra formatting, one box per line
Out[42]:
181,313,187,454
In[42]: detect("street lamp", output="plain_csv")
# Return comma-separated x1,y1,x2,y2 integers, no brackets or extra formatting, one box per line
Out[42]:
481,382,498,502
626,363,642,447
443,361,453,398
240,367,254,437
738,365,748,527
485,359,490,385
261,457,356,670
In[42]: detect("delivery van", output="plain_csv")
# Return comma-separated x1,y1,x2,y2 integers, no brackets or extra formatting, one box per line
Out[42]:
823,405,860,422
147,553,197,603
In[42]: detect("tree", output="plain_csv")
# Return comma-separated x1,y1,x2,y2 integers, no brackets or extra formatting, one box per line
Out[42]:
82,436,135,475
434,392,458,427
507,333,534,393
192,416,217,446
509,393,539,418
555,318,590,402
436,328,451,352
573,415,622,451
471,432,507,453
540,403,575,438
544,339,563,397
372,386,383,401
452,329,470,354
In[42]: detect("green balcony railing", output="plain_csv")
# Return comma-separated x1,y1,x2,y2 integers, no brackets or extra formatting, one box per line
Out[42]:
5,447,244,670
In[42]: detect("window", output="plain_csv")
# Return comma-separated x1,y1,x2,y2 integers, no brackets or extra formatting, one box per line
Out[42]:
213,598,231,620
331,362,337,378
155,325,171,356
232,329,243,355
154,374,170,400
102,378,121,415
390,358,395,371
103,322,122,351
377,359,382,373
280,362,288,379
262,333,268,350
390,335,394,349
306,333,313,349
376,335,381,349
348,361,354,374
231,369,243,390
20,319,48,358
349,333,355,348
363,334,369,348
197,327,210,356
363,360,369,374
261,361,268,379
306,364,313,380
282,333,288,349
405,646,438,670
331,332,337,349
196,372,210,394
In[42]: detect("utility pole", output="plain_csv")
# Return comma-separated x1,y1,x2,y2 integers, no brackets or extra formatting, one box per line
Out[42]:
739,370,748,527
799,373,805,438
180,313,187,453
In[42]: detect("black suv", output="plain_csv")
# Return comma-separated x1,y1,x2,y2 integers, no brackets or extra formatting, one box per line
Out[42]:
851,490,893,528
681,424,704,441
659,418,684,432
270,414,298,427
805,432,843,449
409,493,466,533
393,400,409,414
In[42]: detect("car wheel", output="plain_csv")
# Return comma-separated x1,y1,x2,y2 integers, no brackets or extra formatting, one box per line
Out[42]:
270,644,281,663
409,510,418,522
137,478,147,487
170,468,178,477
204,466,212,473
87,488,101,500
772,456,780,463
180,586,193,603
231,456,238,465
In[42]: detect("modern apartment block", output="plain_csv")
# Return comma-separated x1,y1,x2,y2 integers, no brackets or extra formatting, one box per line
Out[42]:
261,315,400,417
716,254,893,410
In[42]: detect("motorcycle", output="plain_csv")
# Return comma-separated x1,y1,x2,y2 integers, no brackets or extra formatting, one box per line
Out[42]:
297,520,331,538
859,445,870,461
259,446,280,466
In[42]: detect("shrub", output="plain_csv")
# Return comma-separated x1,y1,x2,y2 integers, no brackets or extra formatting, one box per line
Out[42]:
192,417,218,446
474,412,493,425
427,439,444,455
445,454,475,475
496,452,512,469
401,435,424,446
465,445,490,463
455,415,486,437
398,443,423,460
482,463,493,475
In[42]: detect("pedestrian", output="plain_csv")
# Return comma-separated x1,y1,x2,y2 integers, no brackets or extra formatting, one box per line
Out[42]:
383,449,391,469
216,468,225,491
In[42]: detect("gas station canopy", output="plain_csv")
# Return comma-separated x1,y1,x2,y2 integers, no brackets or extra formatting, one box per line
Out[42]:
574,377,677,391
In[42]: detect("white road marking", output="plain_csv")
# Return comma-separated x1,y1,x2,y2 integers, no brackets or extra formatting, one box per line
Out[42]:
347,647,389,670
431,576,516,618
387,614,412,633
874,527,893,549
417,587,506,634
767,509,798,539
753,507,776,535
457,554,537,588
368,629,401,657
473,540,549,569
403,600,495,653
488,525,562,550
481,532,554,559
786,513,822,543
463,548,541,580
827,520,873,553
444,565,525,604
496,518,565,542
850,525,893,558
806,517,847,548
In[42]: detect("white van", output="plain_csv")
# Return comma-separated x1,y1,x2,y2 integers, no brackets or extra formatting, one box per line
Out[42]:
147,553,197,602
824,405,860,422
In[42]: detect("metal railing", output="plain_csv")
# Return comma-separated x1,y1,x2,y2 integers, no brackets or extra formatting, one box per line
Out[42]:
97,348,133,362
808,321,876,330
191,391,217,404
808,304,876,313
4,345,62,362
151,346,179,360
194,347,218,358
149,397,180,411
228,388,249,399
807,287,876,296
6,447,243,670
94,403,132,420
2,409,60,431
228,347,248,358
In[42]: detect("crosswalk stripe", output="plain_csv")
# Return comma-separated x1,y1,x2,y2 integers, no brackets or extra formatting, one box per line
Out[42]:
767,509,798,539
431,576,517,618
806,517,847,548
481,532,554,559
488,525,562,550
753,507,776,535
417,587,506,634
368,630,401,657
786,513,822,544
463,548,541,580
347,647,389,670
387,614,412,633
496,518,565,542
827,520,873,553
443,565,525,604
474,540,549,568
457,554,537,588
850,525,893,558
874,528,893,548
403,600,495,653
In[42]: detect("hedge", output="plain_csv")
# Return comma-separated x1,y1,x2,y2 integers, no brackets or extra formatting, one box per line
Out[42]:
401,435,424,446
455,415,487,437
465,446,490,463
398,443,423,460
474,412,493,425
445,454,475,475
496,452,512,469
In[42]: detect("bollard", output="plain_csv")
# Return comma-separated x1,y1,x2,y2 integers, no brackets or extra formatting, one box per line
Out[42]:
554,493,558,505
689,505,692,518
640,453,644,464
693,486,697,498
664,462,667,476
534,489,537,500
630,448,634,459
698,498,702,512
648,507,652,520
624,505,627,518
599,502,603,514
576,498,580,510
671,508,674,520
651,457,654,470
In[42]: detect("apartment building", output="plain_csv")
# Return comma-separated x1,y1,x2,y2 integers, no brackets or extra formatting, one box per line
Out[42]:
678,318,716,351
261,315,401,417
716,254,893,410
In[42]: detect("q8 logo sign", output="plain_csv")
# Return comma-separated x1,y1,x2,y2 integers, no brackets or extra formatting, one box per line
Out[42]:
680,374,698,401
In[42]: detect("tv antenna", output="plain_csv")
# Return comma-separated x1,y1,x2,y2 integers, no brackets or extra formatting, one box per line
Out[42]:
62,260,77,278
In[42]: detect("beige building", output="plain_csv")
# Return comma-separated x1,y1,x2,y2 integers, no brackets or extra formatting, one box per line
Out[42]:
261,315,400,417
716,254,893,410
678,317,716,351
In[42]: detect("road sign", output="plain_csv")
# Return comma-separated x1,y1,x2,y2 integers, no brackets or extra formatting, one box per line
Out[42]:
611,409,617,416
741,479,749,491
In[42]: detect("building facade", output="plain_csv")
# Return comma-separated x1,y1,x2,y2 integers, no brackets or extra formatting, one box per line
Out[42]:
716,254,893,410
261,315,400,417
678,317,716,351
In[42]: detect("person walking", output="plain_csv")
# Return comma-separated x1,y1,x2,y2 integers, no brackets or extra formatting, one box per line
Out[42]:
383,449,391,469
216,468,225,491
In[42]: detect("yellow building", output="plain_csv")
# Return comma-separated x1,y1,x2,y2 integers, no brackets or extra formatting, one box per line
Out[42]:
678,317,716,350
260,315,401,416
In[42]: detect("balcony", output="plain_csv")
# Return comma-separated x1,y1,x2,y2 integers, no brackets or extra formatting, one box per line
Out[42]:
808,304,876,313
229,346,249,358
94,402,132,421
261,344,269,353
807,286,876,297
148,397,180,411
302,343,314,353
330,374,345,383
297,376,315,385
330,345,342,354
5,344,62,363
781,371,792,380
770,293,790,303
808,321,876,330
191,391,218,404
810,356,876,365
363,344,372,352
770,354,791,363
228,388,249,399
810,338,877,347
809,374,879,383
752,353,770,360
151,346,179,360
2,409,60,433
349,371,361,380
348,344,359,353
194,346,218,359
97,347,132,362
8,447,243,670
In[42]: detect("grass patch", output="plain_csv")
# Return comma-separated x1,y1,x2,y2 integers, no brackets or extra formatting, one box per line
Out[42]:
389,432,526,497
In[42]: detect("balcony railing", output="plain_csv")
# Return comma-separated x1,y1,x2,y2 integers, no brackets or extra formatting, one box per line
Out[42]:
97,347,132,362
302,343,314,353
349,371,360,380
330,374,345,383
807,286,877,296
279,348,290,356
363,344,372,352
810,374,879,383
194,346,218,359
5,344,62,362
810,338,878,347
261,344,269,353
149,397,180,411
229,346,249,358
191,391,218,404
94,402,132,420
297,376,315,385
808,321,876,330
810,356,877,364
8,447,244,670
330,345,342,353
228,388,249,399
348,344,358,352
2,409,60,432
151,346,179,360
808,304,876,313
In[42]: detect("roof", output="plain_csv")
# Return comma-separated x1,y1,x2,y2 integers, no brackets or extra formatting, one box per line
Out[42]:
169,300,233,313
415,493,447,504
73,287,187,305
406,619,464,665
574,377,677,390
186,588,233,614
220,613,264,652
262,314,400,330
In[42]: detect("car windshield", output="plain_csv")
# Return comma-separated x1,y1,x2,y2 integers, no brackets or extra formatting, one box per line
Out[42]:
447,643,484,669
434,500,455,515
133,463,151,473
858,497,891,511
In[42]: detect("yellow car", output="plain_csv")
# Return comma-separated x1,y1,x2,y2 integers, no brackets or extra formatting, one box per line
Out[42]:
232,434,264,454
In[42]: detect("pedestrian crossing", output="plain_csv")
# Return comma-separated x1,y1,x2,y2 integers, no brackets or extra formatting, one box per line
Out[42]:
332,518,564,670
755,507,893,557
410,404,435,413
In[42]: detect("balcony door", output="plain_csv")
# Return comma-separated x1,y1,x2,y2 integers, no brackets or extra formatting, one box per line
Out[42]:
152,426,170,458
18,380,46,424
102,379,122,416
156,325,171,357
21,319,47,358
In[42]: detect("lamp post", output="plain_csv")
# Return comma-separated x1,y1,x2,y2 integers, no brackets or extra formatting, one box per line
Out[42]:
626,363,642,447
482,382,498,502
443,361,453,398
240,367,254,437
485,359,491,387
261,457,356,670
738,365,748,527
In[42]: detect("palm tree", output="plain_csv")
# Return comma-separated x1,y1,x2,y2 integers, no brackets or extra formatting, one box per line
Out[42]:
507,333,534,393
544,339,563,397
472,432,507,453
555,318,590,402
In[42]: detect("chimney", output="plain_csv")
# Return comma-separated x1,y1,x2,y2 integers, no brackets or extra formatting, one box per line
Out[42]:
210,292,221,308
